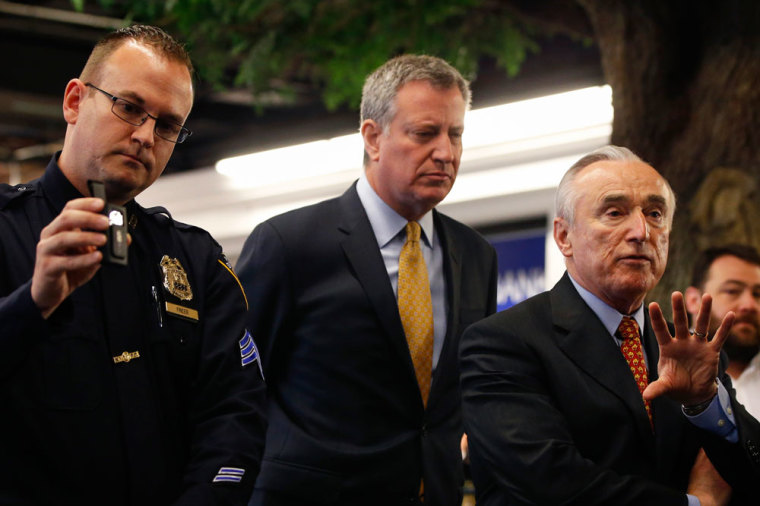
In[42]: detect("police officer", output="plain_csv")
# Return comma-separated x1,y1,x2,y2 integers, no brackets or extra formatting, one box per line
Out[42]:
0,25,265,505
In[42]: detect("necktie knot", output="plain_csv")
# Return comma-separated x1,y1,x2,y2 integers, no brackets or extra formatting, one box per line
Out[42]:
618,316,640,340
405,221,421,244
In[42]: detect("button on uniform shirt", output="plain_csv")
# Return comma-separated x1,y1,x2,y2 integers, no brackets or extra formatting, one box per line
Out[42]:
356,175,448,368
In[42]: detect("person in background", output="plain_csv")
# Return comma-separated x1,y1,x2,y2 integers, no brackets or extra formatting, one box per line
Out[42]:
0,25,265,505
686,244,760,419
461,145,760,505
236,54,497,505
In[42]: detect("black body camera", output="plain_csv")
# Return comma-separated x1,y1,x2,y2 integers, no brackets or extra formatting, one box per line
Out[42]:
87,180,128,266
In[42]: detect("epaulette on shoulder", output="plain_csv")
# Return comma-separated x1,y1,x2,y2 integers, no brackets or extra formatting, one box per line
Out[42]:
143,205,203,233
0,183,35,210
143,205,173,220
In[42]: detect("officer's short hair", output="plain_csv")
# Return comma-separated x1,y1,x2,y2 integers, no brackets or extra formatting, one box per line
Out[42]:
80,24,193,84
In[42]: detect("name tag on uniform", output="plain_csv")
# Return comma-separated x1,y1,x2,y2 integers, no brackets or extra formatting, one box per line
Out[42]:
165,301,199,321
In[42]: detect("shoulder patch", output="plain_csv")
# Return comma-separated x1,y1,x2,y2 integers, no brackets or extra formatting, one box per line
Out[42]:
213,466,245,483
239,329,264,379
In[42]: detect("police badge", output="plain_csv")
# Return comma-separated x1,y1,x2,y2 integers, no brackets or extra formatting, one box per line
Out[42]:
160,255,193,301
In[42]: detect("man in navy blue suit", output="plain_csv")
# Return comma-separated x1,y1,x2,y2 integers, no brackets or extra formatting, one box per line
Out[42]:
237,54,498,505
461,145,760,505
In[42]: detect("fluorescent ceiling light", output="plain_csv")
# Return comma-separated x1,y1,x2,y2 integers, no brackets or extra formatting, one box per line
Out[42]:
216,133,364,188
463,85,612,147
215,85,612,187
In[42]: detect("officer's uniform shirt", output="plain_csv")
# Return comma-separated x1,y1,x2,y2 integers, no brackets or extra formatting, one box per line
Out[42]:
0,155,266,506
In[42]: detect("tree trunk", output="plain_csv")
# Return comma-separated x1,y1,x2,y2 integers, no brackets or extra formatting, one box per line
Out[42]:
577,0,760,310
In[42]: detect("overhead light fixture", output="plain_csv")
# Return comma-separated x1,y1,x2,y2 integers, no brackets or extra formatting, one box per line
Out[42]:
463,85,612,148
215,85,612,188
216,134,364,188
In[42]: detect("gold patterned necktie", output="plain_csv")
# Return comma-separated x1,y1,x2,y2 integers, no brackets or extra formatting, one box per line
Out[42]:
398,221,434,407
618,316,652,425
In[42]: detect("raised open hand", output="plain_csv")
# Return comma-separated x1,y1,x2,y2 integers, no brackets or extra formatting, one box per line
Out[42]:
643,291,734,405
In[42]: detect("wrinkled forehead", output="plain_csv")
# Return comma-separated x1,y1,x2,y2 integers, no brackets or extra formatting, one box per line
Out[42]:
576,160,675,212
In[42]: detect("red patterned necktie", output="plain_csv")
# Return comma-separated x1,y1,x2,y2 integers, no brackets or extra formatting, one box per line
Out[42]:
617,316,652,425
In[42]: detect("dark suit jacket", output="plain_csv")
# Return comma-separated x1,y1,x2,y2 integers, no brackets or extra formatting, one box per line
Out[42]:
460,273,760,505
236,183,497,505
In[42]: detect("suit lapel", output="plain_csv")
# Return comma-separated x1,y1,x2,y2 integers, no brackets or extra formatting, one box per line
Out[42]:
337,185,420,390
427,212,461,409
642,313,688,475
550,274,656,450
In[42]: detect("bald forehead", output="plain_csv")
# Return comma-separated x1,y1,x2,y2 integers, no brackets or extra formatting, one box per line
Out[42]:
578,159,662,181
575,159,675,210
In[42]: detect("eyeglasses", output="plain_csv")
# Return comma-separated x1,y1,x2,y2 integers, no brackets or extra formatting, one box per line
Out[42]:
85,83,192,144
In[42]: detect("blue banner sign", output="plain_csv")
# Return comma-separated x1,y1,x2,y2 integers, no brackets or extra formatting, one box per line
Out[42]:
489,230,546,311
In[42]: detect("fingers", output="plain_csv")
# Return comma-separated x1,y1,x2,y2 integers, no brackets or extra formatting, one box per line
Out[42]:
710,310,736,351
65,196,105,213
31,198,110,317
31,258,102,319
670,291,690,338
37,197,108,267
40,198,108,240
642,378,667,401
36,231,105,271
693,293,713,339
33,228,105,303
648,302,671,346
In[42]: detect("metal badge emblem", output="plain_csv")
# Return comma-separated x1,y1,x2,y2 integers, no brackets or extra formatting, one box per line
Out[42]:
160,255,193,301
113,350,140,364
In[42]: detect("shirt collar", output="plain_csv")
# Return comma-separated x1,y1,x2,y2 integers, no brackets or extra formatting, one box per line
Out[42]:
40,153,85,212
41,152,140,218
356,174,434,248
568,273,645,337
